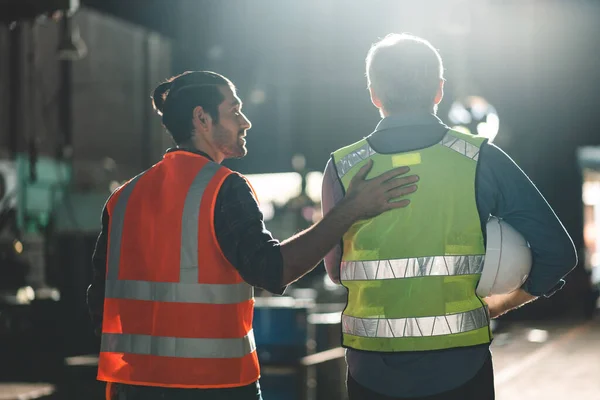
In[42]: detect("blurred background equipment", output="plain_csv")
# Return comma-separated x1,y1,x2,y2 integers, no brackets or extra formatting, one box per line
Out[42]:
254,296,316,400
0,1,173,397
578,146,600,318
253,294,348,400
57,12,87,62
0,0,80,23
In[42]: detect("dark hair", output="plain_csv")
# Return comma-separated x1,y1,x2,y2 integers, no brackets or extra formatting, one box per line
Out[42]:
152,71,233,144
366,34,444,114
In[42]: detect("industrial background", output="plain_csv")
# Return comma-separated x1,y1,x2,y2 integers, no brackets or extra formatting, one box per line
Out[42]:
1,0,600,399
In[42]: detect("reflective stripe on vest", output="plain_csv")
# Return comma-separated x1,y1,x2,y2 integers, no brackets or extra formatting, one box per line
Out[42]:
441,134,480,161
342,308,488,338
106,172,143,282
101,330,256,359
341,256,484,281
335,142,376,178
105,280,252,303
335,132,480,180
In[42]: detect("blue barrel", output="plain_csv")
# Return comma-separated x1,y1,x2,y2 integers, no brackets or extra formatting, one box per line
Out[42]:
253,297,315,400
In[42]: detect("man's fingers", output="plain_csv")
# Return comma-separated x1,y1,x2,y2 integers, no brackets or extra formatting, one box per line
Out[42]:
385,199,411,210
351,159,374,182
386,185,418,199
374,166,411,183
383,175,419,191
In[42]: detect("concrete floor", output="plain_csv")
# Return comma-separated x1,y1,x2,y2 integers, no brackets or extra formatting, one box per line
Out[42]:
492,317,600,400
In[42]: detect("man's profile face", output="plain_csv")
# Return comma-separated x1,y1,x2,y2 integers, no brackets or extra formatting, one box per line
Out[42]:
211,85,251,159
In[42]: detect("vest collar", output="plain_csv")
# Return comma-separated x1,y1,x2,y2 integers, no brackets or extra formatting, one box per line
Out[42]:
164,147,215,162
374,113,446,133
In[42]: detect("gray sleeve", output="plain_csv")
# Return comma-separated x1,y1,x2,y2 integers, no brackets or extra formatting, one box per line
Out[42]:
476,143,578,297
321,157,345,284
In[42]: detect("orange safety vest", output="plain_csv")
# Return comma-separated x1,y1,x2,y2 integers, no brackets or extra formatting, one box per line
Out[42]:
97,151,260,389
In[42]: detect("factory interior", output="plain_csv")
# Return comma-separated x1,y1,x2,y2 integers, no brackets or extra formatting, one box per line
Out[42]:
1,1,600,399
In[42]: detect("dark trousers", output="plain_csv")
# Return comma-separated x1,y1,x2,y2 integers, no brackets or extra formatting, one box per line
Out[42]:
347,355,495,400
108,381,263,400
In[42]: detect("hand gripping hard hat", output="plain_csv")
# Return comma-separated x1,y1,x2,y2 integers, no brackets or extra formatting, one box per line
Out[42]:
476,217,532,297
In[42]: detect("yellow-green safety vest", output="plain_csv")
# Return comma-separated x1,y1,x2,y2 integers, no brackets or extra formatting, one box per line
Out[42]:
331,129,492,352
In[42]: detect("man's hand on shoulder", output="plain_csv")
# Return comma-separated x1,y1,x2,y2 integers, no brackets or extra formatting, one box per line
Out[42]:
342,159,419,221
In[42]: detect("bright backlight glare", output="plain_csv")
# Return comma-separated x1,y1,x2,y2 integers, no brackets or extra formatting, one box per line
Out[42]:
448,96,500,142
16,286,35,305
306,171,324,203
245,171,324,206
244,171,324,220
526,329,549,343
13,239,23,254
249,89,267,105
245,172,302,207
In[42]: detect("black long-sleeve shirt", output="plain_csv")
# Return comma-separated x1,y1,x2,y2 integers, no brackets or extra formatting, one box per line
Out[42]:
87,148,284,334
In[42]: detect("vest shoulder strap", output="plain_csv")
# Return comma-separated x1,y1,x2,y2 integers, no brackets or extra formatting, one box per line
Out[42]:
445,129,487,147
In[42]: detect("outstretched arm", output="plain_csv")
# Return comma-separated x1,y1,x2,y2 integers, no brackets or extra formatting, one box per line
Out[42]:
280,160,418,285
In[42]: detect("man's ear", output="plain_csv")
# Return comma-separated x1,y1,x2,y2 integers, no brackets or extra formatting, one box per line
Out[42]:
434,79,445,105
369,86,383,109
192,106,211,132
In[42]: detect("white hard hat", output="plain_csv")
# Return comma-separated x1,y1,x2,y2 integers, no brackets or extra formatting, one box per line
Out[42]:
476,217,532,297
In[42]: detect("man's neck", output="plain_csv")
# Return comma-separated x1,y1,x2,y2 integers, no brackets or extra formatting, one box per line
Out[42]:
382,109,436,118
174,145,217,163
177,140,223,163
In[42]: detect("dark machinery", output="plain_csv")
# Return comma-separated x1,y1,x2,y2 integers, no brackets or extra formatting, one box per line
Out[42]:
0,0,86,381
